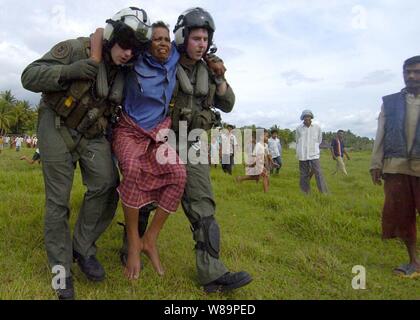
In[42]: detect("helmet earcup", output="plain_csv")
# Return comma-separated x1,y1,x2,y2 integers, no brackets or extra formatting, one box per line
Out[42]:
104,7,152,44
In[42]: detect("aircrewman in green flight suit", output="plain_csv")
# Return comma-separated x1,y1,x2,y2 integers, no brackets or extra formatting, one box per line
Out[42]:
21,7,152,300
171,7,252,293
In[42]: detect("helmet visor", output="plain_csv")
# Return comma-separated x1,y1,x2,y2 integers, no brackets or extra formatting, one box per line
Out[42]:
121,14,151,42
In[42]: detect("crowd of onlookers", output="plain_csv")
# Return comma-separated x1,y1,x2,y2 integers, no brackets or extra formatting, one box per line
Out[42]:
0,135,38,153
210,113,352,194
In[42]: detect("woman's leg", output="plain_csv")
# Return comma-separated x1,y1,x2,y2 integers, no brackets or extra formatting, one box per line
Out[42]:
122,204,143,280
142,207,169,276
262,170,269,193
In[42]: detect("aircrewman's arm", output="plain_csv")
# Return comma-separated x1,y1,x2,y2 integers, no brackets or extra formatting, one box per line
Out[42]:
214,84,235,113
205,54,235,113
21,39,96,93
21,40,77,93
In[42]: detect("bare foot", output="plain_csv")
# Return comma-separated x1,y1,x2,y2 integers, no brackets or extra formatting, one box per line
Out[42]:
143,237,165,276
124,238,142,280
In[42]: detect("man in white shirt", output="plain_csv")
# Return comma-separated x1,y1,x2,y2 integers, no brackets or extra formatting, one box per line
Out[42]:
268,129,282,175
220,124,238,175
295,110,328,194
4,135,10,148
15,136,24,152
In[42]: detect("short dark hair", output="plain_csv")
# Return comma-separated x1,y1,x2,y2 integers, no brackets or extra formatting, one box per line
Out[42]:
152,21,170,34
403,56,420,69
227,124,234,129
337,130,344,134
271,129,278,134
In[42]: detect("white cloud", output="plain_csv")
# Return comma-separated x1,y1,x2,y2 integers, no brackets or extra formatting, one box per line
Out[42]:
345,70,396,88
0,0,418,138
281,71,323,86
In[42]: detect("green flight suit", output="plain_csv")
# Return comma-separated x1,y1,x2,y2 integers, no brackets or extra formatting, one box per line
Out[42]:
21,38,119,277
173,60,235,285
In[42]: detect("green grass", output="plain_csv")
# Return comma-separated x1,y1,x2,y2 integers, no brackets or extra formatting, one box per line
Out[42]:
0,146,418,300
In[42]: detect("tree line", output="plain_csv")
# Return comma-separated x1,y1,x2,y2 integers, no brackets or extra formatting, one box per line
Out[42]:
0,90,38,136
1,89,374,151
225,124,374,151
322,130,374,151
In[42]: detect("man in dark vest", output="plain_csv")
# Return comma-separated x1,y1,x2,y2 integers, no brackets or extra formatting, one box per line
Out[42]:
21,7,151,299
370,55,420,278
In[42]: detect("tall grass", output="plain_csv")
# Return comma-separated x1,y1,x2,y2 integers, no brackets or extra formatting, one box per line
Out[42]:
0,146,418,300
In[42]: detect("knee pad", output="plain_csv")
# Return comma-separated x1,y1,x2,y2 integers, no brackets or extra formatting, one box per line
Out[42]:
194,216,220,259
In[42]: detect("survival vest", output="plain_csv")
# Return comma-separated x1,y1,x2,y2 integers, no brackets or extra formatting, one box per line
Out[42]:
170,60,220,132
44,37,125,139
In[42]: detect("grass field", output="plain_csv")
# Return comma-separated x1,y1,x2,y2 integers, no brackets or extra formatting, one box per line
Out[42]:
0,146,418,300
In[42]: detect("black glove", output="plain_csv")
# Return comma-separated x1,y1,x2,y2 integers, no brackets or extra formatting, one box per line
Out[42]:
204,53,226,78
61,58,99,81
206,53,224,64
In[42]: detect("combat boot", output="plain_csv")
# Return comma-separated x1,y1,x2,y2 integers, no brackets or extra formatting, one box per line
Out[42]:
56,276,75,300
203,271,252,293
73,251,105,282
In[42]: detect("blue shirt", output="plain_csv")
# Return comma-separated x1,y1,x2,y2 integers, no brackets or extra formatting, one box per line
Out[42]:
124,43,179,131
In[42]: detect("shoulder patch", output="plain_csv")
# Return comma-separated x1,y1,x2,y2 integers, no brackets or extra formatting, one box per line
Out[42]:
51,41,70,59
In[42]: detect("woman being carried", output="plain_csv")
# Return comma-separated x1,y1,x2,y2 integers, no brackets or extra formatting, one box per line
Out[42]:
112,22,186,280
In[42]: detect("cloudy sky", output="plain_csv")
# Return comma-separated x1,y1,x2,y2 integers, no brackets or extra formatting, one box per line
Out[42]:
0,0,418,137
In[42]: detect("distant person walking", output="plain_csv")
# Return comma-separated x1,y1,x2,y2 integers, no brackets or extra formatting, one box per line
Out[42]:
296,110,328,194
15,136,23,152
220,125,238,175
210,135,220,168
236,130,273,193
4,135,10,148
370,55,420,278
331,130,350,175
268,129,282,175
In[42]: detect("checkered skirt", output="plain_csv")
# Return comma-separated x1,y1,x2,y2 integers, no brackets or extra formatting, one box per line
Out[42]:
112,113,186,213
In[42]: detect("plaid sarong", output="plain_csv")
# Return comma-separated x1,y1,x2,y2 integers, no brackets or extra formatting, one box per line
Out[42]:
112,113,186,213
382,174,420,242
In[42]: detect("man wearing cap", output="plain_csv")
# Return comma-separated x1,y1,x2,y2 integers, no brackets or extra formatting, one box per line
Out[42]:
295,110,328,194
370,56,420,278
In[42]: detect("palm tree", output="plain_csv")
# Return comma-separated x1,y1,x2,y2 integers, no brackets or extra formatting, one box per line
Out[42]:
0,90,17,105
0,98,13,135
11,101,31,134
